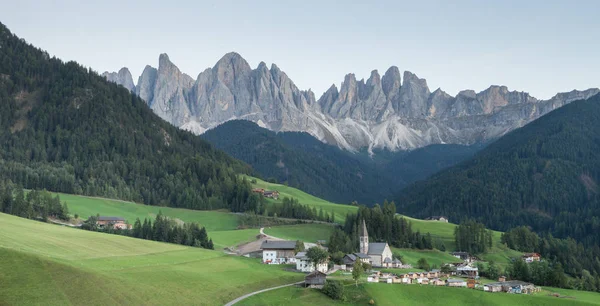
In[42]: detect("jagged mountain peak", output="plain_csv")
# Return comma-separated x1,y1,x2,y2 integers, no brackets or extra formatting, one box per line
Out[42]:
102,52,600,152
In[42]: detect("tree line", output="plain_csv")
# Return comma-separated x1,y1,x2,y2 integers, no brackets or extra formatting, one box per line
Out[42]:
82,212,214,250
261,197,336,223
454,220,493,254
0,180,69,221
328,201,433,254
502,226,600,292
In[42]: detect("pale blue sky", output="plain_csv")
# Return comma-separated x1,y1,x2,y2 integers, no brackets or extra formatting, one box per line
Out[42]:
2,0,598,99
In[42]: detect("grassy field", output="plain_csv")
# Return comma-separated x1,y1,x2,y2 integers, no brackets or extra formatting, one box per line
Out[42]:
247,176,358,223
263,224,335,243
0,213,303,305
240,281,600,306
393,248,460,267
46,192,264,249
400,215,522,266
56,193,239,231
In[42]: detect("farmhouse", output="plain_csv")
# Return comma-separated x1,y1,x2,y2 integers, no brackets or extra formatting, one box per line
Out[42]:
451,252,476,263
305,270,327,289
425,216,449,222
251,188,280,200
261,240,297,264
430,278,446,286
96,216,130,230
522,253,541,263
295,252,328,273
359,220,393,267
456,264,479,277
343,253,371,266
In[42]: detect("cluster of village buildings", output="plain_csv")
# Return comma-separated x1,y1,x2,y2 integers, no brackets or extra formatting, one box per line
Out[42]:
259,218,542,294
251,188,280,200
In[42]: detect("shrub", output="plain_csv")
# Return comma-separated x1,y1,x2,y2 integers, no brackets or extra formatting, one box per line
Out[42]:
322,280,345,301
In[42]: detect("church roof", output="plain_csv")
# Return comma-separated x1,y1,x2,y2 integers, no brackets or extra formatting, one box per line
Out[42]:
367,243,388,255
360,219,368,237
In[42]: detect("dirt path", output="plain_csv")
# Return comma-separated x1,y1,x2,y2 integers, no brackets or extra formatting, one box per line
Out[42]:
223,281,304,306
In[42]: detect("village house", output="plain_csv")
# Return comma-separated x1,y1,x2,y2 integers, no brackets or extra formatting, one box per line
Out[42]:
382,257,407,269
416,277,430,285
251,188,280,200
305,270,327,289
359,220,393,267
425,216,449,222
295,252,328,273
261,240,297,264
522,253,541,263
430,278,446,286
450,252,476,263
484,281,539,294
446,279,467,287
343,253,371,266
467,278,477,289
498,276,507,282
96,216,130,230
456,264,479,277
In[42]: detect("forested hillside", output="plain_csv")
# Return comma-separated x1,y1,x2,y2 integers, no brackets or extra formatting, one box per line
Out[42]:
397,94,600,245
0,22,259,212
202,120,399,204
202,120,480,204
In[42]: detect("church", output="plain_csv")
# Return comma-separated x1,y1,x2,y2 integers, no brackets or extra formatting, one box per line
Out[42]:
359,219,393,267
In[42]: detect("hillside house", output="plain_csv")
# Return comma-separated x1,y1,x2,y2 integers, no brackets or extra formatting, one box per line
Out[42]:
430,278,446,286
382,258,406,268
498,276,506,282
425,216,449,222
305,270,327,288
261,240,297,264
447,279,467,287
359,220,393,267
417,277,429,285
263,191,280,200
451,252,476,263
343,253,371,266
522,253,541,263
96,216,130,230
295,252,328,273
456,264,479,277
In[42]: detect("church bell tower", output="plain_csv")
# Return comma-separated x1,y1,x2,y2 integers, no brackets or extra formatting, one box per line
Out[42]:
359,219,369,254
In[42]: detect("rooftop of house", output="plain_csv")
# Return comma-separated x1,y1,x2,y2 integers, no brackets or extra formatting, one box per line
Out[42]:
447,279,466,283
260,240,297,250
486,280,534,287
305,270,327,280
523,253,540,257
344,254,357,261
355,253,370,259
451,251,470,256
97,216,125,222
295,252,308,259
367,242,388,255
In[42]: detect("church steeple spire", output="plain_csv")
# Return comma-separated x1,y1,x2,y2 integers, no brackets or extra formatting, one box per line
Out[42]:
359,219,369,254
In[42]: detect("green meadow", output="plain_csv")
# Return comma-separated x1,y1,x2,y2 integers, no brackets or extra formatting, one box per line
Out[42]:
240,281,600,306
0,213,303,305
247,176,358,223
263,224,335,243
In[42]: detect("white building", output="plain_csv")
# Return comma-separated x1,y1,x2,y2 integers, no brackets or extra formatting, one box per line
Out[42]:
261,240,297,264
295,252,328,273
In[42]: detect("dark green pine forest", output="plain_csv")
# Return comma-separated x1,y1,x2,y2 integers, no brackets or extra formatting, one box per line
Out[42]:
0,22,260,212
202,120,480,204
397,94,600,246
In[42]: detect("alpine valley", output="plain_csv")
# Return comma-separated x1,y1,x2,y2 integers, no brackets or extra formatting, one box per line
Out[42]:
104,53,598,152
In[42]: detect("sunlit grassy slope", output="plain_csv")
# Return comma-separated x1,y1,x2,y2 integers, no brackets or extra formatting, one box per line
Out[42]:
0,213,302,305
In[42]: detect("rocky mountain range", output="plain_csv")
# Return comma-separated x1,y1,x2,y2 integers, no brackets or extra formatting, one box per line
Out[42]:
103,53,599,152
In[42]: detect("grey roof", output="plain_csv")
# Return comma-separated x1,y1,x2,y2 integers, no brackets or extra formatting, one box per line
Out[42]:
295,252,307,259
97,216,125,221
451,252,469,256
260,240,297,250
344,254,357,261
447,279,466,283
393,259,402,264
383,257,392,263
355,253,370,259
367,243,388,255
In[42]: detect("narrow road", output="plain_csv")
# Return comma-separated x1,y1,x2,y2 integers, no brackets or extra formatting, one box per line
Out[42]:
223,281,304,306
